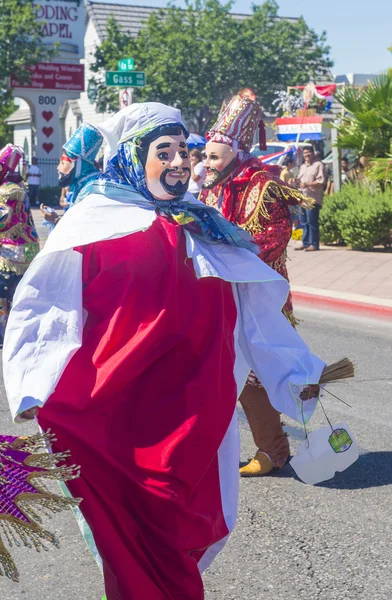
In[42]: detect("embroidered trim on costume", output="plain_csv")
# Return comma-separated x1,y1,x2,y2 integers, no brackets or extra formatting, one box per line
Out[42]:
0,185,25,203
204,190,220,208
0,431,80,582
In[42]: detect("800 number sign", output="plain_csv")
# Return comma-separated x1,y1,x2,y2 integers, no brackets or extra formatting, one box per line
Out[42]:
39,96,56,105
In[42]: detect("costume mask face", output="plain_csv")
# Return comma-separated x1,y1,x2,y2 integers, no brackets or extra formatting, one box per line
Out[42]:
57,154,75,188
145,133,190,200
203,142,237,189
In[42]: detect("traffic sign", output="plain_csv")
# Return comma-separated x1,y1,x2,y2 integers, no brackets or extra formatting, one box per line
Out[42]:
106,71,146,87
119,88,133,109
118,58,134,72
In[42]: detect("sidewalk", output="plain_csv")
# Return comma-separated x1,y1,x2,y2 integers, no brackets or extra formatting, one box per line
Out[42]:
287,240,392,319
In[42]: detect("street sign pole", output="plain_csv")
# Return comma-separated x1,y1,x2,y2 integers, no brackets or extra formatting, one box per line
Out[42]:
107,60,143,109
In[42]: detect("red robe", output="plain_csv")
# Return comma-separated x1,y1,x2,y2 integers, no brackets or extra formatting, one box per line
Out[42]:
38,216,238,600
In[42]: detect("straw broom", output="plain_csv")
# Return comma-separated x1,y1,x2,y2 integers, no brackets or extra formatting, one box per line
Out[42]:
319,358,355,385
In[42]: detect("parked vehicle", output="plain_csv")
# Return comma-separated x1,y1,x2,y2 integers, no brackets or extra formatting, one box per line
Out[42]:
250,141,313,166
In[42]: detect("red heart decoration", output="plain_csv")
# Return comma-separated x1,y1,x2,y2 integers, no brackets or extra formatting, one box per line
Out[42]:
42,111,53,122
43,143,54,154
42,126,53,138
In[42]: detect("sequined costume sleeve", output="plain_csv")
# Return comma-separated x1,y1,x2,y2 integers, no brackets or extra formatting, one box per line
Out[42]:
252,196,292,265
233,170,298,389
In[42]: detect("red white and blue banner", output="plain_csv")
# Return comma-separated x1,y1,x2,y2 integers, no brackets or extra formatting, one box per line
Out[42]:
276,116,323,142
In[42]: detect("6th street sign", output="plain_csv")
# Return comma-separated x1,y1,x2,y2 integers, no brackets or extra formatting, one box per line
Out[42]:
106,71,146,87
118,58,134,71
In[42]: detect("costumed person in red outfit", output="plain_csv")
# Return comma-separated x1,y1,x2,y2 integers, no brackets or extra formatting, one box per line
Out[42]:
200,89,314,477
4,103,326,599
0,144,39,338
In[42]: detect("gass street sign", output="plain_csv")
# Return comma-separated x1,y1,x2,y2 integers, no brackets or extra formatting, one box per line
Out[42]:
105,71,146,87
118,58,134,71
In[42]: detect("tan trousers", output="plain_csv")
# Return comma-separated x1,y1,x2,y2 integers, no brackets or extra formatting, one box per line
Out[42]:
239,384,290,468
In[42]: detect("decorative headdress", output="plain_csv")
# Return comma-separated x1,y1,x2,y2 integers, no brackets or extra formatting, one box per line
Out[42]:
0,145,23,183
206,88,266,152
97,102,188,168
63,123,103,166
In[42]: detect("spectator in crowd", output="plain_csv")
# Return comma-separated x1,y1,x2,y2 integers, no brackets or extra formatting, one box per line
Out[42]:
188,149,206,198
26,157,41,206
280,155,299,229
280,154,294,184
59,186,72,212
295,147,326,252
341,157,350,184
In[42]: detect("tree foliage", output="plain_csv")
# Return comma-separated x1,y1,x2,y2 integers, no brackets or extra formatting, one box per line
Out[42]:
0,97,15,147
90,0,333,132
0,0,55,137
0,0,54,84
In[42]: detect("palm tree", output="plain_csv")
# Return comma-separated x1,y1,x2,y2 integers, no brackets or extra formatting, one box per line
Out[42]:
334,73,392,160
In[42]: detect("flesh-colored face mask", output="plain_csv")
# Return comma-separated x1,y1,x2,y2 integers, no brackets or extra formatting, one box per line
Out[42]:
202,142,237,189
145,134,191,200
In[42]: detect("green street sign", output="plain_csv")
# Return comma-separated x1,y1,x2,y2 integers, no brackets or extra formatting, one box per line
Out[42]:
118,58,134,72
106,71,146,87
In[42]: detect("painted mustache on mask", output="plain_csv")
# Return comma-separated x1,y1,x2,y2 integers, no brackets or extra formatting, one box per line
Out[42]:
202,157,237,189
160,167,191,197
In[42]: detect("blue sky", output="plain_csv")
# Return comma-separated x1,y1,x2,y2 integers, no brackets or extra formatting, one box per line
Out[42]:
95,0,392,75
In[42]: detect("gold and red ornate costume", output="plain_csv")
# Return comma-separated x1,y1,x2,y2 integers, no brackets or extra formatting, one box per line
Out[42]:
201,89,313,475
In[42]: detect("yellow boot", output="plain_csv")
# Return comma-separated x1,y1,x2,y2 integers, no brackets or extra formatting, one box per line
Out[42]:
239,451,274,477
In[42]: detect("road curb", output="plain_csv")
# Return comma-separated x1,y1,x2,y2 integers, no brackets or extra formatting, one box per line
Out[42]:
292,290,392,320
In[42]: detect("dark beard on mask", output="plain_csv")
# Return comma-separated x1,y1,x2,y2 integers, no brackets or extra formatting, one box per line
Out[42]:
159,168,191,197
202,156,237,189
58,168,75,188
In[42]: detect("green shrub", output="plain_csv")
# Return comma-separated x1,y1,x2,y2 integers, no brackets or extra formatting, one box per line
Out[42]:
320,189,354,244
38,186,61,206
320,185,392,250
338,191,392,250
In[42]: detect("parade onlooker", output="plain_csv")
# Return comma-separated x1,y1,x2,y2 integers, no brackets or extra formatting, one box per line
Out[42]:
295,147,326,252
280,155,294,184
281,155,299,229
341,157,350,184
40,203,60,232
188,149,206,198
59,186,72,212
26,157,41,206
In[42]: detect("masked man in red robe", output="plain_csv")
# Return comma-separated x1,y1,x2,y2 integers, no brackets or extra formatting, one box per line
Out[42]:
200,89,314,477
4,103,324,599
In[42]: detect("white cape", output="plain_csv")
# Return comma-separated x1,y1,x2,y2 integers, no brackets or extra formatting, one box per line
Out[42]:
4,191,325,424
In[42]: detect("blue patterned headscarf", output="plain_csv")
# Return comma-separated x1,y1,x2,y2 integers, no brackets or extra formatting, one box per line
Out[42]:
63,124,103,204
95,121,260,255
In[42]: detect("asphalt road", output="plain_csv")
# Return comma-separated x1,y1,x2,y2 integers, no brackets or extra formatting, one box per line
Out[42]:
1,306,391,600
